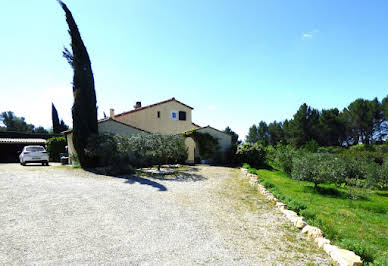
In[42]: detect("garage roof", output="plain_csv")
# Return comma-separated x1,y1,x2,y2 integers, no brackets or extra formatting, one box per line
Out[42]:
0,138,47,144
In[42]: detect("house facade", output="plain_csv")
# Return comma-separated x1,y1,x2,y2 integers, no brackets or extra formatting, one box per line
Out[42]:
64,98,231,164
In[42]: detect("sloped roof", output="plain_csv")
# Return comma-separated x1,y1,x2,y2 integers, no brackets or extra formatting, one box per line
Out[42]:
114,97,194,118
0,138,47,144
98,117,151,133
194,126,232,137
192,122,201,128
62,118,151,135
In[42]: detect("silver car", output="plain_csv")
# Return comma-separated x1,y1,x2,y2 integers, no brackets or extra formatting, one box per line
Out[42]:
19,146,49,166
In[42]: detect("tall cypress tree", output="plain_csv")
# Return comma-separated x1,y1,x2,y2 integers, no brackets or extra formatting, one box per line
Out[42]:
58,1,98,167
52,103,60,133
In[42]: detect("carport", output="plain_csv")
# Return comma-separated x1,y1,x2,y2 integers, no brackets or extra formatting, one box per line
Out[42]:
0,138,47,163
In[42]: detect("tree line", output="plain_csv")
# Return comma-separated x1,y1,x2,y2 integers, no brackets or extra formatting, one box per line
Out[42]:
0,103,69,134
246,96,388,147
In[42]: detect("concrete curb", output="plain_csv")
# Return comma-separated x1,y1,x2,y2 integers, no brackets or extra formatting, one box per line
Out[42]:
240,168,363,266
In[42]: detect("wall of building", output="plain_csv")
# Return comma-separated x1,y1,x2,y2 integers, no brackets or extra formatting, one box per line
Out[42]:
99,119,148,136
184,137,195,164
115,101,195,135
195,127,232,162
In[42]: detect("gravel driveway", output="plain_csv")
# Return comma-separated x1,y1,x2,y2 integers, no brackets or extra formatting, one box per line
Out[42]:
0,164,331,265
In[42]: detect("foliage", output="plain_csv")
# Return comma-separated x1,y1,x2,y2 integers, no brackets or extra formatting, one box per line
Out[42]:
245,124,259,144
184,129,219,160
244,164,388,264
59,1,98,168
245,95,388,148
86,133,188,173
143,134,187,169
236,143,266,169
0,111,47,133
52,103,69,134
85,134,133,175
268,121,285,145
46,136,67,162
223,126,240,145
365,162,388,190
273,144,298,174
302,139,319,153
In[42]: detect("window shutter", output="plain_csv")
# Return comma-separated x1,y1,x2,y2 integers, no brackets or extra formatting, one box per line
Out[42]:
179,111,186,121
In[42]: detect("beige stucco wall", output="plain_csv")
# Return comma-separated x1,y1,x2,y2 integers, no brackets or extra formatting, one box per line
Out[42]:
115,101,195,135
99,119,149,136
196,127,232,162
66,132,76,164
184,137,196,164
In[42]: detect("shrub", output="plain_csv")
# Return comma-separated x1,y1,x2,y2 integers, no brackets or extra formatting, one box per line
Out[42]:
85,134,133,175
242,163,250,169
265,145,276,166
302,140,319,153
46,136,67,162
183,130,219,160
143,134,188,169
86,133,188,174
365,162,388,190
274,144,298,174
292,153,347,187
236,143,267,169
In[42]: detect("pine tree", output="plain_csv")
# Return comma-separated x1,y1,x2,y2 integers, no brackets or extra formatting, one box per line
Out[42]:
246,125,259,144
52,103,60,133
59,1,98,167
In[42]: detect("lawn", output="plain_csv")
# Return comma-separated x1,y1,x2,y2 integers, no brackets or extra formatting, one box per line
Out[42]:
249,167,388,264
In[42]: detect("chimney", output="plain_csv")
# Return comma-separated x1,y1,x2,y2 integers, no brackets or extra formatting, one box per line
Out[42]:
134,101,142,109
109,108,115,118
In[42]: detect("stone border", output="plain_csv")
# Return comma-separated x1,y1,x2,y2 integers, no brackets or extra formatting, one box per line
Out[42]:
241,168,362,266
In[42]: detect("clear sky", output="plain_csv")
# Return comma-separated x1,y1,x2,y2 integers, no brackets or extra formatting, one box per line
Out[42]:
1,0,387,139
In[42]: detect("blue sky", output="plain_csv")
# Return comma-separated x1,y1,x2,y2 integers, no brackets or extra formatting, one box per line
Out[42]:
1,0,387,139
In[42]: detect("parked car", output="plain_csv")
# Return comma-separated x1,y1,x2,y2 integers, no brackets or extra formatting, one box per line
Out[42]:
19,146,49,166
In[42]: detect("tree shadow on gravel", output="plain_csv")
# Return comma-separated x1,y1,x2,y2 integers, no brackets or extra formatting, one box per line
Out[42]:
125,176,167,191
85,169,168,192
148,171,207,182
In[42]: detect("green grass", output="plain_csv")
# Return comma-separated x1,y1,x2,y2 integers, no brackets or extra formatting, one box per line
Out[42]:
250,167,388,264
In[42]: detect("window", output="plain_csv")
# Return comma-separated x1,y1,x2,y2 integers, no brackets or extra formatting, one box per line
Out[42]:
179,111,186,121
157,111,160,118
171,111,178,120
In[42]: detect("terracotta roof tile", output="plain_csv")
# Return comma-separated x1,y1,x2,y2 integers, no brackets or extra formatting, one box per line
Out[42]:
114,97,194,118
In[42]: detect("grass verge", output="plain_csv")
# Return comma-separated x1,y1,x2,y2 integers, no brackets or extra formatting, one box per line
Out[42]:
243,164,388,265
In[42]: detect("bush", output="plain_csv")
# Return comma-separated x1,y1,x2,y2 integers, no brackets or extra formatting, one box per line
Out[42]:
291,153,347,187
236,143,267,169
302,140,319,153
86,133,188,174
85,134,133,175
46,136,67,162
365,162,388,190
143,134,188,169
274,144,298,174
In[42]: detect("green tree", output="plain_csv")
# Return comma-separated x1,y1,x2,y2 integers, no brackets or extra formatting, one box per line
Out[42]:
288,104,320,147
268,121,284,145
342,98,383,145
52,103,60,133
59,1,98,167
0,111,35,132
224,126,240,145
257,121,269,145
382,95,388,120
246,124,259,143
319,108,346,146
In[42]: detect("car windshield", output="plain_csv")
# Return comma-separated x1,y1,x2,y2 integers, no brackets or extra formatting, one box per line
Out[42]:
26,147,45,152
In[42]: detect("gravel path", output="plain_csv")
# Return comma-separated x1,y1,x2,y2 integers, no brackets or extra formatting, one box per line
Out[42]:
0,164,332,265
